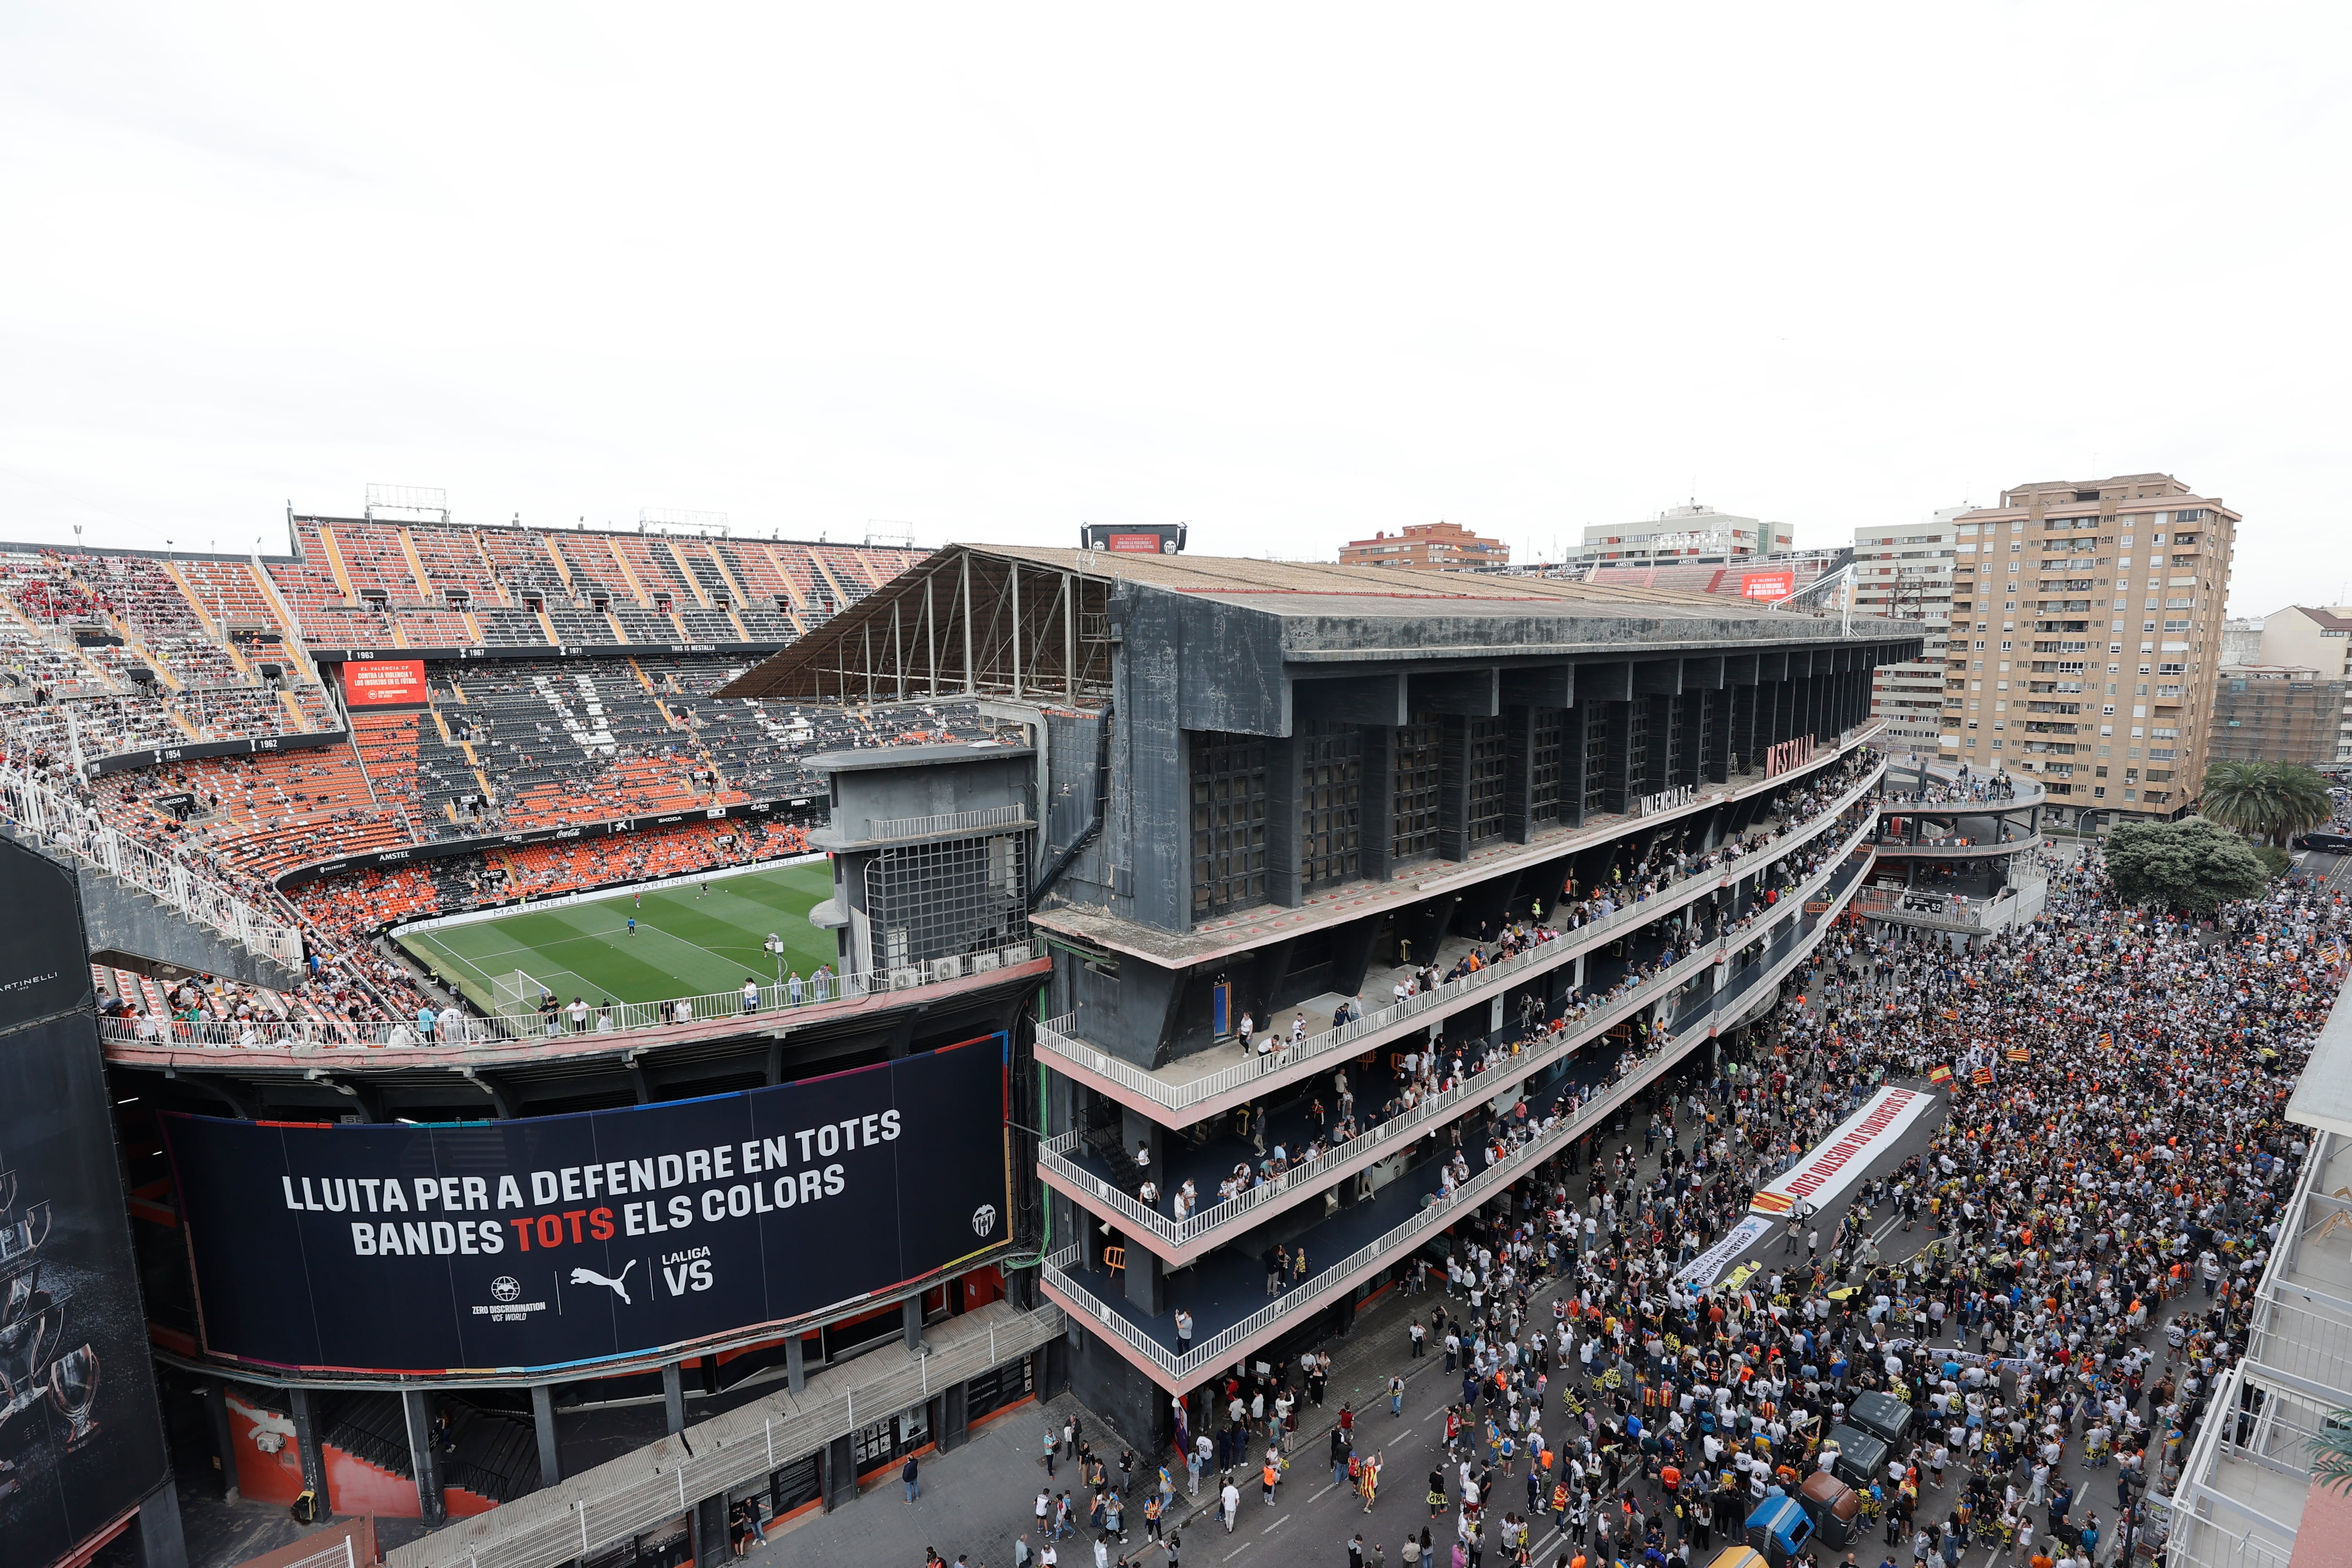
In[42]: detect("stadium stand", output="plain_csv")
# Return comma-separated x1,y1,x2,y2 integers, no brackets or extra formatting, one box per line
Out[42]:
0,522,950,1027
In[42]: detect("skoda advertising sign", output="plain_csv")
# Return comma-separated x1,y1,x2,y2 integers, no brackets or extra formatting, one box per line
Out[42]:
159,1034,1010,1375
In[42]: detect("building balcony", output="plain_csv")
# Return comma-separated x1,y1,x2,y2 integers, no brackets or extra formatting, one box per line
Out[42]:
1864,824,2042,860
1029,719,1888,973
1039,815,1878,1263
1851,879,2046,936
1034,754,1890,1128
1037,852,1872,1393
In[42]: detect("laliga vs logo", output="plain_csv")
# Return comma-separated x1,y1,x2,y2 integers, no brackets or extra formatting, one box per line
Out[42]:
972,1203,997,1236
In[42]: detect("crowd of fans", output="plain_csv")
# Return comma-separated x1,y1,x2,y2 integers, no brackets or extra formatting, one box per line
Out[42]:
1076,842,2345,1568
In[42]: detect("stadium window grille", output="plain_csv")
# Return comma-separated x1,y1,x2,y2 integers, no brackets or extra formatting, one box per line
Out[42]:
1298,728,1362,893
1391,719,1443,863
1528,709,1564,821
965,1353,1037,1419
1581,705,1609,815
864,832,1028,971
1190,733,1268,918
1467,716,1506,845
770,1450,823,1517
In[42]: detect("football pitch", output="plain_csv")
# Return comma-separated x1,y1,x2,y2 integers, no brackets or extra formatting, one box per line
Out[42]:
397,860,839,1013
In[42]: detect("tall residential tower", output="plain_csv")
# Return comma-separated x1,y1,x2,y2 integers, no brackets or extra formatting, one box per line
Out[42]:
1942,475,2237,822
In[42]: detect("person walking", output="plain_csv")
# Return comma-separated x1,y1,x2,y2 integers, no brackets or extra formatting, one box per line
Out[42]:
1221,1474,1241,1532
901,1453,920,1504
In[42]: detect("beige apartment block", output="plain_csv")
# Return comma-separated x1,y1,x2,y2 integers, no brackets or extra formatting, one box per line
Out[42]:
1941,474,2238,823
2257,605,2352,762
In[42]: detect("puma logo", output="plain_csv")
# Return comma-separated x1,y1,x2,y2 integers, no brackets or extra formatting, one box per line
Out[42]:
570,1260,637,1305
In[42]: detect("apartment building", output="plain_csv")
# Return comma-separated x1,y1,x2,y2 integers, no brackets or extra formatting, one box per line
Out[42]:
2210,664,2348,766
1573,503,1796,570
1942,474,2238,821
2257,605,2352,762
1338,520,1510,571
1851,508,1962,756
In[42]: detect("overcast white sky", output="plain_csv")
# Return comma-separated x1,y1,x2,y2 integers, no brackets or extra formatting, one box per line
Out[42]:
3,6,2347,617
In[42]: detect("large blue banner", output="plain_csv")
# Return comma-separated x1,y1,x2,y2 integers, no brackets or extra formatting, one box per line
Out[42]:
160,1034,1010,1375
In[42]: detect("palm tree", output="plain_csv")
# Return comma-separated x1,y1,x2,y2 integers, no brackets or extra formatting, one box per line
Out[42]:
2201,758,2335,847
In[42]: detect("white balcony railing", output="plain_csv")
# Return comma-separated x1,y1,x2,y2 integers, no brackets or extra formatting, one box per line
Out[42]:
1041,855,1868,1383
0,762,304,966
1041,814,1880,1251
100,937,1046,1053
1037,757,1888,1115
863,804,1028,841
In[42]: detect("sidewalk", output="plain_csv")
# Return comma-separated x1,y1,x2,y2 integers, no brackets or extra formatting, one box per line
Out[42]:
768,1391,1151,1567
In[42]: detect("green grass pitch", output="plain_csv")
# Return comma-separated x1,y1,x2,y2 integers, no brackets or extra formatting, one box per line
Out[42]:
397,860,840,1013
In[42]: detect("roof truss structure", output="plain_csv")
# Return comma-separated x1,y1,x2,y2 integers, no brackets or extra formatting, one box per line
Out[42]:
719,548,1115,705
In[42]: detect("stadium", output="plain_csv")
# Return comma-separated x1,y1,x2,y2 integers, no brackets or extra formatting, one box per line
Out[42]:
5,510,2340,1568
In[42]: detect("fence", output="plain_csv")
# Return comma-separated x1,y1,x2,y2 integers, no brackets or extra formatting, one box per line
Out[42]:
390,1304,1065,1568
0,762,304,966
863,804,1029,841
1039,817,1877,1250
1041,853,1868,1382
101,936,1046,1053
1035,759,1887,1115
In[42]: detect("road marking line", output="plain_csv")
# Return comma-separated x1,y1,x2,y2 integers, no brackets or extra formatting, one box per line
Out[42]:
1264,1513,1288,1530
1309,1482,1338,1502
1226,1544,1251,1560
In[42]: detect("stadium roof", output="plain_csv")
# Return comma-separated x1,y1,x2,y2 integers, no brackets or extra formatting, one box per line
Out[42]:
717,544,1921,706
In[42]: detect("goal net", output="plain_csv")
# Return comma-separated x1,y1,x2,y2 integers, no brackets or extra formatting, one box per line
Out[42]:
491,970,546,1019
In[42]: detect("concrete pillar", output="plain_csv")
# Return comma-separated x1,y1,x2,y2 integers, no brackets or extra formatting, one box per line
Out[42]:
532,1384,562,1489
286,1386,327,1519
1119,1106,1163,1189
695,1490,731,1567
822,1434,857,1511
203,1382,239,1502
904,1295,925,1353
403,1389,447,1526
131,1480,189,1568
786,1332,808,1394
1123,1243,1168,1314
663,1362,686,1434
941,1384,970,1451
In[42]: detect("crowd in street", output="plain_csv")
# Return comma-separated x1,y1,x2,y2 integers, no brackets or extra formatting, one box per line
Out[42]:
953,829,2347,1568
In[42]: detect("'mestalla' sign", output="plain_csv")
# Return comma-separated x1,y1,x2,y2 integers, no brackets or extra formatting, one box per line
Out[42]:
159,1035,1010,1375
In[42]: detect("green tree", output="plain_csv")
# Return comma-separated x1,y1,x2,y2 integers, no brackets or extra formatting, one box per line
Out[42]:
2313,1415,2352,1495
2106,820,2269,915
2200,758,2334,846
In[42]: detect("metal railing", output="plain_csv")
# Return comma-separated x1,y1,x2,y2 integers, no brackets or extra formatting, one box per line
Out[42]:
1036,759,1886,1115
390,1304,1065,1568
1042,856,1868,1382
1849,883,2037,934
2165,1364,2308,1568
101,937,1046,1053
1040,814,1880,1250
863,804,1028,841
0,762,304,965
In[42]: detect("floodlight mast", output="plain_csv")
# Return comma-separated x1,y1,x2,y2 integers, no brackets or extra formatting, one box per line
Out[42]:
365,484,450,523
